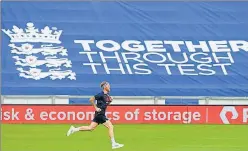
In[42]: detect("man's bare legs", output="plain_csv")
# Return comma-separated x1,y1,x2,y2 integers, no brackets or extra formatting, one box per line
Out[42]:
66,122,98,136
103,120,124,149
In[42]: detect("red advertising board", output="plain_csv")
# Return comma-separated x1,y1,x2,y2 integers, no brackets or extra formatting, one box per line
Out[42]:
1,105,248,124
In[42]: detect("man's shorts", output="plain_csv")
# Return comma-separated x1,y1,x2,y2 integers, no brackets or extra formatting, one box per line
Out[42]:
92,114,109,124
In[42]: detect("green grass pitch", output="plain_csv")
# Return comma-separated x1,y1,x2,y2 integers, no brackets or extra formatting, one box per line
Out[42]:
2,124,248,151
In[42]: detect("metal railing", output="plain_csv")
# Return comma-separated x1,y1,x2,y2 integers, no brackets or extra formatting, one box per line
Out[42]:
1,95,248,105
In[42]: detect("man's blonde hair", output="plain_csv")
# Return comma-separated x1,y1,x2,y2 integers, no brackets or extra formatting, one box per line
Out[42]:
100,81,109,89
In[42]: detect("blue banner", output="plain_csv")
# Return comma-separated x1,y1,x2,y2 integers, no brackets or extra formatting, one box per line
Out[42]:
1,1,248,96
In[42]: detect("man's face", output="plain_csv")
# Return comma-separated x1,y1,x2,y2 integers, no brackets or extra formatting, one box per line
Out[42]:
105,83,111,92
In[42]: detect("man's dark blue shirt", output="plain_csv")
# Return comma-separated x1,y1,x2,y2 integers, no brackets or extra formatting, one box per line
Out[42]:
94,91,111,115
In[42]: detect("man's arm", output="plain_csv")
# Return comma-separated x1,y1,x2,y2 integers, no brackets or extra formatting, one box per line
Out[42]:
107,96,113,105
89,96,101,112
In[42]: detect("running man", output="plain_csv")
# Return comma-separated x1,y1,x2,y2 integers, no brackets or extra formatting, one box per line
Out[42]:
66,81,124,149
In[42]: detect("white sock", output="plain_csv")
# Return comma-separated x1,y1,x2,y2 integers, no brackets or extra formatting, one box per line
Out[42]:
74,127,80,132
111,137,116,144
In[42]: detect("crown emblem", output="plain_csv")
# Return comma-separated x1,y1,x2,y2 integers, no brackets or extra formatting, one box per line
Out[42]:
2,22,62,44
